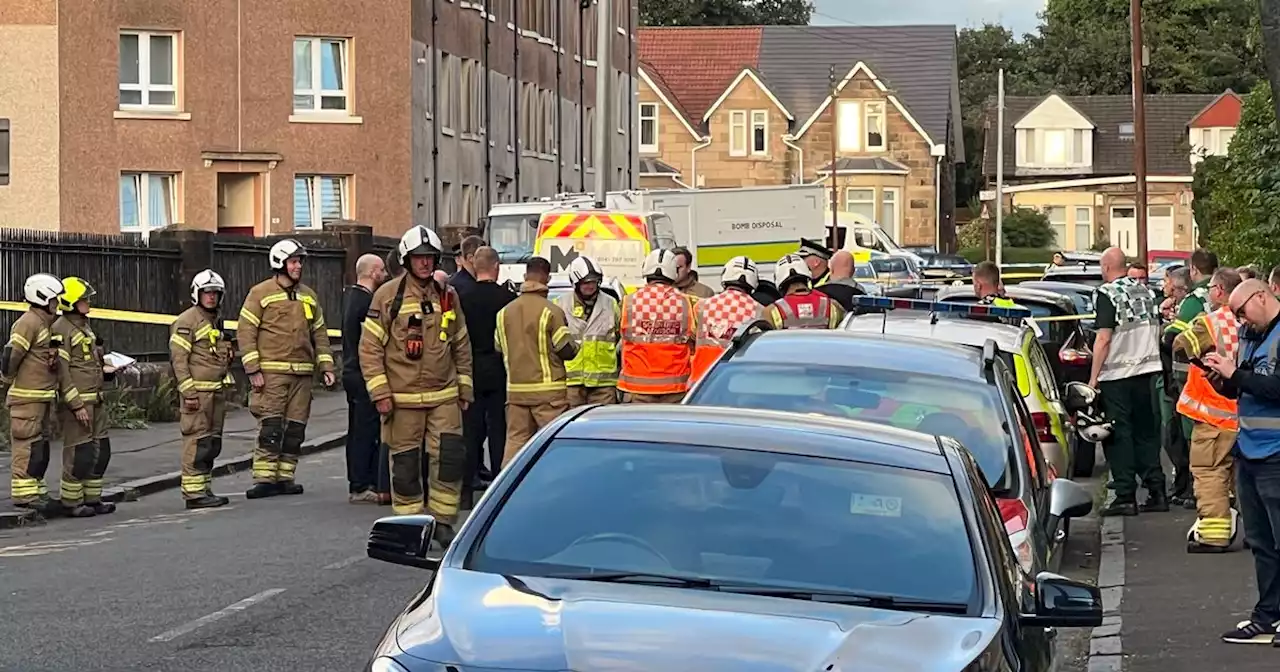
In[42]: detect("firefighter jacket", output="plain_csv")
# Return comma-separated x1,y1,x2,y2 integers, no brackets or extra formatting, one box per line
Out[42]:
360,273,474,408
767,290,844,329
52,313,108,407
169,306,236,400
2,308,65,407
1173,306,1240,431
618,282,697,395
555,291,620,388
237,277,334,377
497,281,579,405
691,288,765,384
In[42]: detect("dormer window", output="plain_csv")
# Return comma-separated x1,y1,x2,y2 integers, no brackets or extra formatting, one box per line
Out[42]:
1016,128,1091,168
1118,122,1134,139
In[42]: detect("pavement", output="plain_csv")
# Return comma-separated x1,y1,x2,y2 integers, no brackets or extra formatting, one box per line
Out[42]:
1,391,350,527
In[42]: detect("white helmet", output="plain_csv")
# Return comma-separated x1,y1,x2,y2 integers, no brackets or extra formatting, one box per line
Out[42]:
268,239,307,271
191,269,226,305
23,273,64,308
1075,410,1114,443
774,254,811,290
641,249,679,283
721,256,759,291
568,256,603,285
398,225,443,264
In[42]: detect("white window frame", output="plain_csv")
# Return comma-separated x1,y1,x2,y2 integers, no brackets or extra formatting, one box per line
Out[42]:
460,59,474,134
293,37,351,115
843,187,876,220
837,100,862,153
1074,206,1092,251
638,102,659,153
1044,206,1067,247
864,101,886,152
729,110,748,157
881,187,900,239
1017,128,1092,168
119,172,179,233
119,31,179,111
544,90,554,154
293,174,350,230
750,110,768,156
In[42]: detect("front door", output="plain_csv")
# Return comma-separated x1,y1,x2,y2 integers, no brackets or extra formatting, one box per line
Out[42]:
216,172,265,236
1109,206,1137,257
1147,205,1175,251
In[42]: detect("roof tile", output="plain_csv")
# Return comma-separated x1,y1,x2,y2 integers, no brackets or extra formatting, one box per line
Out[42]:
637,27,763,125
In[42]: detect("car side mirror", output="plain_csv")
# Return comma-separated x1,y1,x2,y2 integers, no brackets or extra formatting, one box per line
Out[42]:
1021,571,1103,628
367,515,440,570
1048,479,1093,520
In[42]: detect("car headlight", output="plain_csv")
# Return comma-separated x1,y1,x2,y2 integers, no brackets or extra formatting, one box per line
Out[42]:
370,657,411,672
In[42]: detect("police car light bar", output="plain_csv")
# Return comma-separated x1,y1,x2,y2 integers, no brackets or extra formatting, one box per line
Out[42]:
851,295,1033,320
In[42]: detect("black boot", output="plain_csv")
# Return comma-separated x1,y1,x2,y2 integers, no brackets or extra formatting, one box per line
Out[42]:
277,481,304,496
1140,492,1170,513
62,503,97,518
245,483,281,499
1100,500,1138,517
432,522,457,550
1187,539,1232,554
186,495,230,509
90,501,116,515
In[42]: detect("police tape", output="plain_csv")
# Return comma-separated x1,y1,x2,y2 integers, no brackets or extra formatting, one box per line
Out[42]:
872,272,1051,287
0,301,344,339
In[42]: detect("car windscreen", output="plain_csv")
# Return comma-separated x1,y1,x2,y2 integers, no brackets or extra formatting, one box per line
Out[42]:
689,364,1012,492
487,214,540,262
470,439,977,607
871,258,909,274
1044,273,1103,287
854,264,877,278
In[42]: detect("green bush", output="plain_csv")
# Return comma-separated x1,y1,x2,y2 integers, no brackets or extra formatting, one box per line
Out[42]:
1202,82,1280,268
956,206,1055,252
100,387,149,430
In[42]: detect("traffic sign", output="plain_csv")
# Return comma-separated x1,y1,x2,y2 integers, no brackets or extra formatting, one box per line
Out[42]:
979,189,997,202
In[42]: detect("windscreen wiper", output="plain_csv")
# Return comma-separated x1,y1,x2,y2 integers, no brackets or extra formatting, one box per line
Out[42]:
544,571,716,588
713,585,968,613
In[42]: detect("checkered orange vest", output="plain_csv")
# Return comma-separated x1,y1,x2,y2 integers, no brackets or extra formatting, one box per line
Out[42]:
619,283,696,395
690,288,763,384
1176,305,1240,431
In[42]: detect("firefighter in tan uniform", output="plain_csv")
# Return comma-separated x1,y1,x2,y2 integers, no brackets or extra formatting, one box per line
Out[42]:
52,278,123,517
237,239,336,499
170,270,236,509
4,274,66,513
361,226,472,548
497,257,579,467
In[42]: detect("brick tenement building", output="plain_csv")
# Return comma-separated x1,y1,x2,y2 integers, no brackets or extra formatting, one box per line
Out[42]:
0,0,638,238
637,25,963,249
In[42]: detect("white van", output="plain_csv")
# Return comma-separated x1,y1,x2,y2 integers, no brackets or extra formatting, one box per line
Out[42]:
824,211,924,265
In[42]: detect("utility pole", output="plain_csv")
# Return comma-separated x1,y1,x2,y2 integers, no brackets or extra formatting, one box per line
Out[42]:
1131,0,1149,262
829,65,838,244
592,0,613,208
995,68,1005,266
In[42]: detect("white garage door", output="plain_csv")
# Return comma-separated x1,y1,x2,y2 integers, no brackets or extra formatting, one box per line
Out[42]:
1147,205,1175,251
1110,206,1137,257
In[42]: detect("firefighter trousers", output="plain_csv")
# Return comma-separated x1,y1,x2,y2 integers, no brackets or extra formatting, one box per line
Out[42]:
179,391,227,500
503,396,570,468
248,373,312,484
58,402,111,506
383,402,464,524
567,385,618,408
7,402,52,505
623,392,686,404
1190,422,1237,546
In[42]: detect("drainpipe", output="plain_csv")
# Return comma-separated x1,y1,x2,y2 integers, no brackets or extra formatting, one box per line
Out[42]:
431,0,440,228
578,5,586,192
483,0,492,211
512,0,521,199
935,154,943,250
782,135,804,184
690,135,712,189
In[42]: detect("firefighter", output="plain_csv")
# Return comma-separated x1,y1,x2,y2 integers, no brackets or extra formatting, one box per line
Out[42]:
1172,267,1244,552
618,249,697,404
690,256,765,384
798,238,833,287
556,256,620,408
4,274,65,513
360,225,472,548
766,254,845,329
497,257,579,465
237,239,336,499
170,270,236,509
52,278,121,516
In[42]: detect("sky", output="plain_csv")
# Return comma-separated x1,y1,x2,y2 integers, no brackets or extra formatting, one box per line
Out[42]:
811,0,1044,35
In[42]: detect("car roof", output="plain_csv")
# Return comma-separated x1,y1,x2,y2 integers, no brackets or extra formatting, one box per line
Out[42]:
1043,264,1102,278
1018,280,1096,294
556,405,951,474
726,329,988,381
847,312,1026,352
934,285,1075,310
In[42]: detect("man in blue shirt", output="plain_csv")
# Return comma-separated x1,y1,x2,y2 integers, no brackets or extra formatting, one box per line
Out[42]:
1205,278,1280,645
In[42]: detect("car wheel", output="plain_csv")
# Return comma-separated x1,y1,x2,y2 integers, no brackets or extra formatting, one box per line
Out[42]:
1073,440,1097,478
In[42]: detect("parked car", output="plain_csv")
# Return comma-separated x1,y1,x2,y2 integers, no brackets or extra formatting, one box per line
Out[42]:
1042,263,1104,287
853,262,884,296
919,253,975,279
366,405,1101,671
1017,280,1099,335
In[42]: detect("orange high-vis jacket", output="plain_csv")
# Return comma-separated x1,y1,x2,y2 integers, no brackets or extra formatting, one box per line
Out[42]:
618,283,697,395
690,288,763,384
1174,306,1240,431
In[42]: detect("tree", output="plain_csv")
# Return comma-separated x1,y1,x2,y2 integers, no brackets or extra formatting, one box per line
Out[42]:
1191,154,1229,247
639,0,812,26
955,24,1035,206
1204,82,1280,267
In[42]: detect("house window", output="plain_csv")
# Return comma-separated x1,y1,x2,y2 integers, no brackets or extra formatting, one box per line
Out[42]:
120,172,178,232
638,102,658,153
1042,131,1067,165
1074,206,1092,251
119,31,178,110
843,188,875,222
438,54,460,132
1197,127,1236,156
729,110,748,157
1118,123,1134,139
1044,206,1067,247
460,60,474,134
616,72,626,133
544,91,555,153
293,37,350,113
865,102,886,151
585,108,595,167
441,181,455,224
293,175,349,230
837,100,861,152
0,119,9,186
881,187,899,235
750,110,768,155
1022,128,1089,167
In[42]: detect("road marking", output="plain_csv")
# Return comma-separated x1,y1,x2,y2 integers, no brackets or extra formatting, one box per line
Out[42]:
323,553,366,570
149,588,286,643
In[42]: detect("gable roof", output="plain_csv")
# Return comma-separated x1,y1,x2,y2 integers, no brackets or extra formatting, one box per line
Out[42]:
638,25,962,155
982,94,1222,177
702,67,793,121
1012,93,1095,129
637,63,703,139
1188,90,1242,128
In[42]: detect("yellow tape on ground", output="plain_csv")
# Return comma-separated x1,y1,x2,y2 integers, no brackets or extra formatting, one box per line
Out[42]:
0,301,341,338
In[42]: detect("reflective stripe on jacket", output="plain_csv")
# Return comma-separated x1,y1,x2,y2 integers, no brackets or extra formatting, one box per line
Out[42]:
555,292,620,388
1095,277,1162,381
767,291,844,330
497,282,578,405
1236,321,1280,459
618,283,696,395
3,309,61,407
1174,307,1240,430
170,307,236,399
691,288,764,384
237,278,335,376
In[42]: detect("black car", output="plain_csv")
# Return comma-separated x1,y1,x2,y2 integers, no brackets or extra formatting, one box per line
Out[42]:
685,326,1093,577
933,284,1094,384
366,405,1101,671
919,253,975,279
1041,263,1104,287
